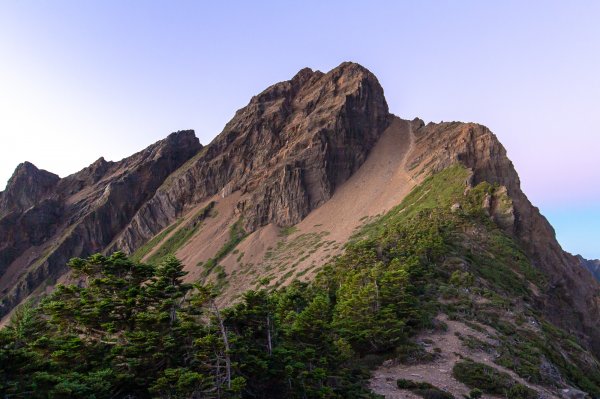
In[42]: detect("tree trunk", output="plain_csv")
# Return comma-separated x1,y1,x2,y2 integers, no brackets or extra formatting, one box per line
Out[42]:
212,300,231,390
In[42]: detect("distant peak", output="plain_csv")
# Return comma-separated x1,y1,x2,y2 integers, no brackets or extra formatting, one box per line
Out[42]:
9,161,57,183
292,67,314,78
165,129,197,141
1,160,59,214
331,61,376,77
92,157,107,166
15,161,39,172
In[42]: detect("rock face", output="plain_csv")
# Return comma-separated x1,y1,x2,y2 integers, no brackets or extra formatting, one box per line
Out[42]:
1,61,599,362
0,162,59,218
0,62,390,318
109,62,389,254
406,120,600,355
578,255,600,282
0,131,201,317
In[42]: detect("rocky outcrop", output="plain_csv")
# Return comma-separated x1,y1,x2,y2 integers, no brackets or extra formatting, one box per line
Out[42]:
482,186,515,232
110,62,389,254
0,131,201,317
0,162,59,218
578,255,600,282
1,61,599,364
407,120,600,356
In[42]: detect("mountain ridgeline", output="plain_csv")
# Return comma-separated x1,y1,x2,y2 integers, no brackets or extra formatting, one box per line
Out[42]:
579,256,600,282
1,62,600,398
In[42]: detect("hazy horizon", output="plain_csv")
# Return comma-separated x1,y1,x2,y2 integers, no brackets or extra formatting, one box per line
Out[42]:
1,1,598,259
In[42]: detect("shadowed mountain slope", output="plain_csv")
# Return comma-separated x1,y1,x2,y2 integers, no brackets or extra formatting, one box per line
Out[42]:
0,131,201,316
579,255,600,282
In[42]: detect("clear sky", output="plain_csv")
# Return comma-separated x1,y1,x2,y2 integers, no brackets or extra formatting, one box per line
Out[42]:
0,1,598,258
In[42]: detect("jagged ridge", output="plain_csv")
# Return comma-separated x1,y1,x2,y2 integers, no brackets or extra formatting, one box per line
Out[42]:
0,62,599,369
109,62,389,254
578,255,600,282
0,131,201,316
405,120,600,355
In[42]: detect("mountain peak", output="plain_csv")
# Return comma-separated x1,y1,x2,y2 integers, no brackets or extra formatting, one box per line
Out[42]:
2,64,600,389
290,67,316,86
0,161,59,216
289,62,376,84
334,60,375,73
0,131,202,315
10,161,52,178
109,62,390,255
165,129,197,141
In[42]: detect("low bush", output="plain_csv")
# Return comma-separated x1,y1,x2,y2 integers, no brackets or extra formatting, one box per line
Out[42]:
452,360,537,399
453,359,513,394
397,379,455,399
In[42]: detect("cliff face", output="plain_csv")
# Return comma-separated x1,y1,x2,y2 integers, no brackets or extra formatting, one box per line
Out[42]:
109,62,389,254
578,255,600,282
0,131,201,316
0,62,390,318
0,162,60,218
406,120,600,354
1,62,599,362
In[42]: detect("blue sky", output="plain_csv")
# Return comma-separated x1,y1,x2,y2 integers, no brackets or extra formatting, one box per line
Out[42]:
0,1,598,258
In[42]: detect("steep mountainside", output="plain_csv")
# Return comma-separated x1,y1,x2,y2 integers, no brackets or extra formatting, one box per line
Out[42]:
0,132,201,316
1,62,600,398
404,121,600,355
108,62,389,255
578,255,600,282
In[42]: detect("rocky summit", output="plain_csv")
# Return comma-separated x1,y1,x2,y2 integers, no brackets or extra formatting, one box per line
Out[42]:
1,62,600,398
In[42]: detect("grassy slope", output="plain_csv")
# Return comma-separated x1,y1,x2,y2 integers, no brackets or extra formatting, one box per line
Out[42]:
131,201,216,265
131,163,600,396
5,163,599,399
339,164,600,395
200,218,247,289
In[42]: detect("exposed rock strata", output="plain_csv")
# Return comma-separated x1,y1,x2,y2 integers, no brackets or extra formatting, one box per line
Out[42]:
1,62,599,364
0,162,59,217
578,255,600,282
109,62,389,254
0,131,200,316
407,121,600,355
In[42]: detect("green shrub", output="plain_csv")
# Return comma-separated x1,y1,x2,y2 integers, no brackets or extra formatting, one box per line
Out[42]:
452,360,513,394
397,379,421,389
507,384,537,399
449,270,474,288
279,225,298,236
397,379,455,399
414,389,455,399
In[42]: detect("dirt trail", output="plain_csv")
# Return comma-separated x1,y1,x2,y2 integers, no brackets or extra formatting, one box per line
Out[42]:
370,314,561,399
